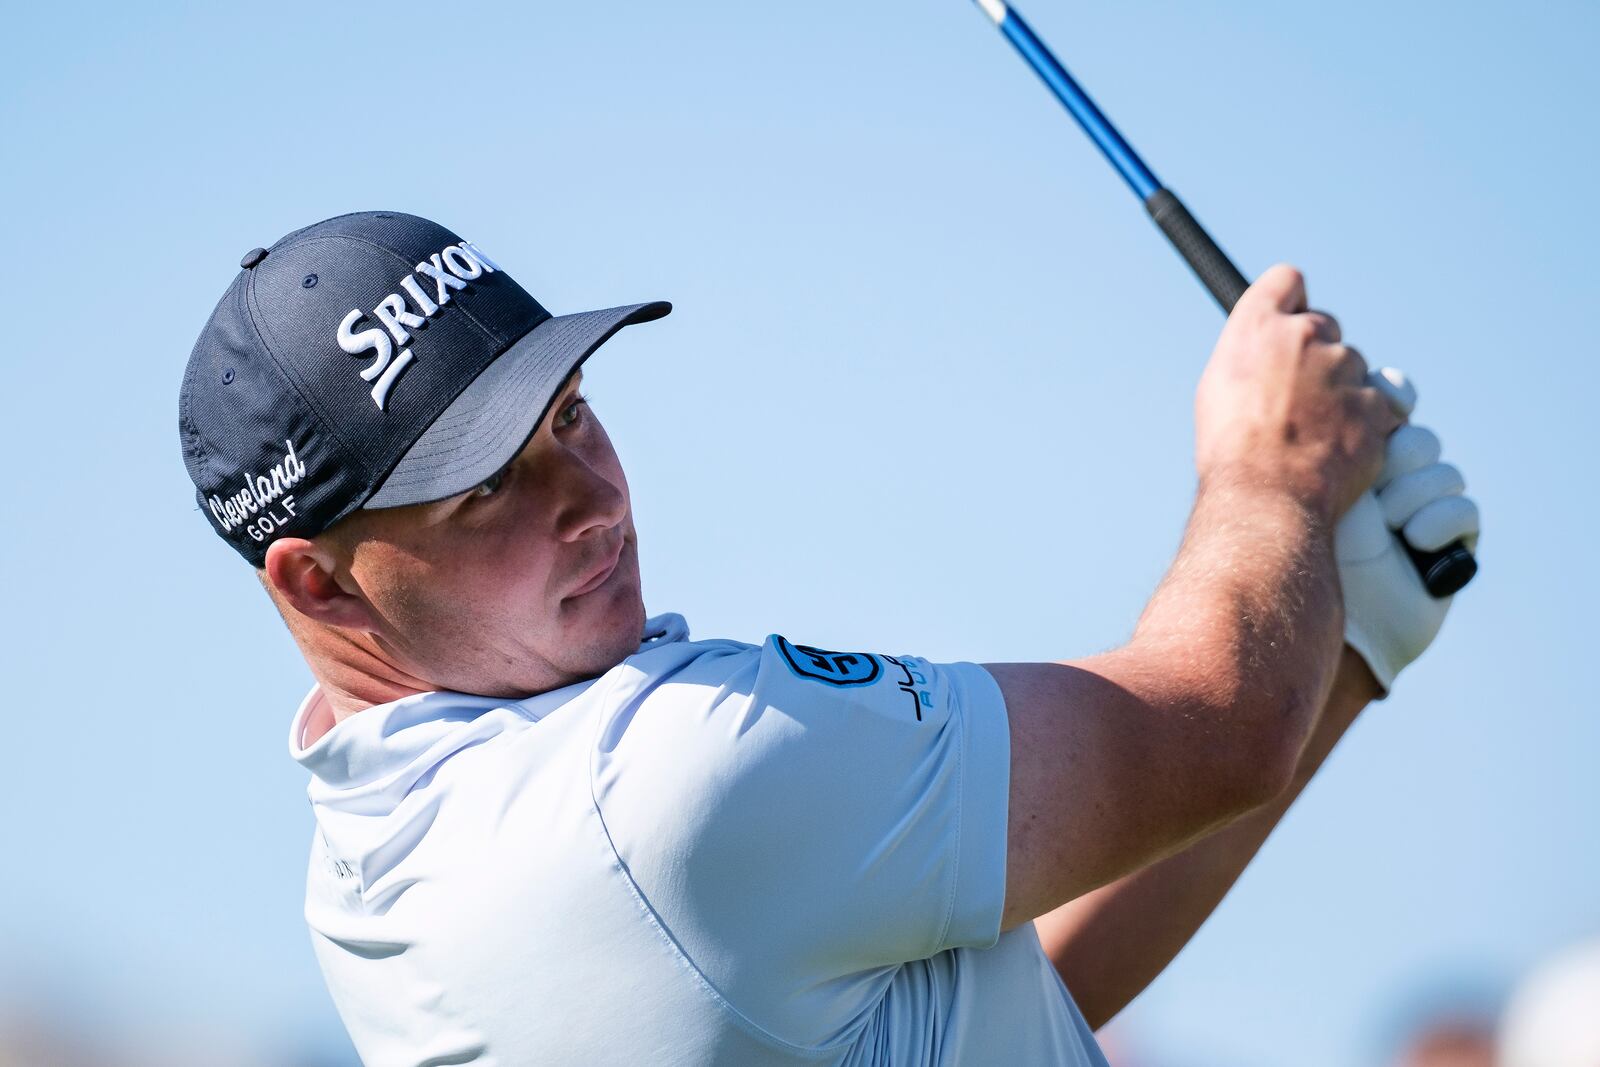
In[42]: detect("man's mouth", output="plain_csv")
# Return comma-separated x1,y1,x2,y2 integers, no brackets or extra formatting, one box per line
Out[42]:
566,538,625,599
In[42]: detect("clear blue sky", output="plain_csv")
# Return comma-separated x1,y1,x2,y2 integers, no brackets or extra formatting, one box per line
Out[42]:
2,2,1595,1064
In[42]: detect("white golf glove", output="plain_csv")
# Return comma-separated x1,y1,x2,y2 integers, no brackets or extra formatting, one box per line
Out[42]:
1335,368,1481,696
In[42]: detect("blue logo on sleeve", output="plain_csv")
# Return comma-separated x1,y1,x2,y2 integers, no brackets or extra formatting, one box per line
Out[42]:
884,655,933,721
774,635,882,686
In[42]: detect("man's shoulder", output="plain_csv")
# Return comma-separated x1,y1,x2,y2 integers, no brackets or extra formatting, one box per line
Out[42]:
623,612,757,678
623,617,959,704
612,633,753,710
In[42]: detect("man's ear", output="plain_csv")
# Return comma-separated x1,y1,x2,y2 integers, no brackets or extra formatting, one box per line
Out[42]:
263,537,378,631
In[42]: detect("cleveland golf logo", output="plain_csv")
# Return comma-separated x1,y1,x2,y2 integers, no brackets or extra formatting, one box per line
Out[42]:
336,241,501,410
207,437,308,544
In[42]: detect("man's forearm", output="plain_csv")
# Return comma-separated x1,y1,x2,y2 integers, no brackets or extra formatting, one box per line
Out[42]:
1128,472,1347,782
1033,645,1381,1031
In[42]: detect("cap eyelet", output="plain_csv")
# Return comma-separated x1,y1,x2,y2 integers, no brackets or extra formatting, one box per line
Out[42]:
222,368,235,384
302,274,318,288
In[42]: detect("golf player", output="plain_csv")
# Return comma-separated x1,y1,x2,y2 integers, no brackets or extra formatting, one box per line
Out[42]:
178,211,1479,1065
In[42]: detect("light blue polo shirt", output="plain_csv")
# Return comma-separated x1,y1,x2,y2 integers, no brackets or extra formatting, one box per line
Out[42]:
290,613,1110,1066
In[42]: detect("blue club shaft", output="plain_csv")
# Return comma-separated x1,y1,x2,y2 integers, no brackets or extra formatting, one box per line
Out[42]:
975,0,1249,310
990,5,1161,201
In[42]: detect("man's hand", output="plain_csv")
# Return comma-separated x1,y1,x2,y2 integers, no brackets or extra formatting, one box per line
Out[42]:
1336,371,1481,694
1195,263,1404,521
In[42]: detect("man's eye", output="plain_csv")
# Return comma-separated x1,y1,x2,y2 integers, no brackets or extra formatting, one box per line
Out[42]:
557,393,589,428
472,467,507,498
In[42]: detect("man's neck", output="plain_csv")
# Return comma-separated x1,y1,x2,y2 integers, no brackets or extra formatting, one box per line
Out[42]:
294,627,435,741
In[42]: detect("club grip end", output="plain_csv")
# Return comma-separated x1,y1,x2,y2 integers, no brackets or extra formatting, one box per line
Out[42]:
1405,538,1478,598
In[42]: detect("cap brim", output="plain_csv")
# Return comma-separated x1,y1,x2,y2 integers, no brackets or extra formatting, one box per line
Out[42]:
364,300,671,509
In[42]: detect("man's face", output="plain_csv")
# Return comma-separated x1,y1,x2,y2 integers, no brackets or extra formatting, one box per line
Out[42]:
333,370,646,698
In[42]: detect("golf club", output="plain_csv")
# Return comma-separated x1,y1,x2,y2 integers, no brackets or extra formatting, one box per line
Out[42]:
972,0,1478,598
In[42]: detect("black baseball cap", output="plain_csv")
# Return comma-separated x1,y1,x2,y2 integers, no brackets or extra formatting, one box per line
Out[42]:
178,211,670,565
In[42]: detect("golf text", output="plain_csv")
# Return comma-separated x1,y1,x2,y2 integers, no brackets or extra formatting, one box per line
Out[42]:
336,241,501,410
208,438,307,543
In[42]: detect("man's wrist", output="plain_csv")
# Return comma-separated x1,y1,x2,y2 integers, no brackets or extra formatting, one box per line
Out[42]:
1196,463,1341,533
1284,645,1380,793
1341,620,1396,700
1339,642,1386,704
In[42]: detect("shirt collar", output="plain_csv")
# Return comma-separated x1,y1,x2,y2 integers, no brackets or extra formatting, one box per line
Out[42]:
287,612,691,788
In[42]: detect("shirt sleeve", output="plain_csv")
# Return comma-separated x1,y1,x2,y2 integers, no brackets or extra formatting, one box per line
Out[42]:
589,633,1011,1045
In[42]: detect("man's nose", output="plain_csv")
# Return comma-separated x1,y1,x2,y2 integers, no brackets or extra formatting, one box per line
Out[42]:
551,449,627,542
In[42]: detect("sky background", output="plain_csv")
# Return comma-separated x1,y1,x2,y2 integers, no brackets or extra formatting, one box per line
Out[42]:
2,1,1595,1064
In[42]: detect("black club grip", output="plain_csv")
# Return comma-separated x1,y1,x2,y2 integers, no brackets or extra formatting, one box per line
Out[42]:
1143,187,1477,599
1145,188,1250,312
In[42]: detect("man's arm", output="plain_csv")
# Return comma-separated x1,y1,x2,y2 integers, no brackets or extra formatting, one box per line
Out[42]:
985,265,1405,931
985,477,1345,929
1031,644,1381,1031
